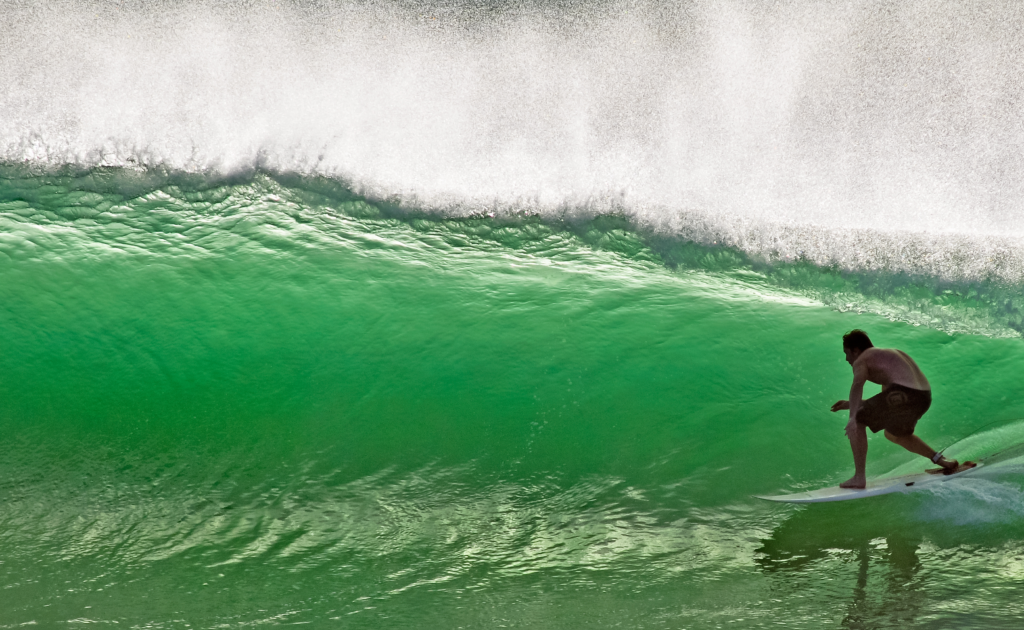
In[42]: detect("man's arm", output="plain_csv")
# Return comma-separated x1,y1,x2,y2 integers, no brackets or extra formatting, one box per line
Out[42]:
845,361,868,437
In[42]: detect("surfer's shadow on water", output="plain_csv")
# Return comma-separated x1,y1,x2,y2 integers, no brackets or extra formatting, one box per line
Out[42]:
755,505,925,629
753,475,1024,630
838,538,925,630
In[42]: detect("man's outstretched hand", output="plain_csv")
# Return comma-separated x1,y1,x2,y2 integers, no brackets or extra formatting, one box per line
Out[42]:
831,400,850,412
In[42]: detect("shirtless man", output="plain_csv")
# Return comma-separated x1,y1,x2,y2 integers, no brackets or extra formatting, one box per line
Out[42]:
831,329,958,489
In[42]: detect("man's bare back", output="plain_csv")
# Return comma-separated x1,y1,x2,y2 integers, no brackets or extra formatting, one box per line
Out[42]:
830,330,955,489
847,347,931,393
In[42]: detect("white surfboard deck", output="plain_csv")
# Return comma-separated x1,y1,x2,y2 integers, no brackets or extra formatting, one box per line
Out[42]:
756,461,980,504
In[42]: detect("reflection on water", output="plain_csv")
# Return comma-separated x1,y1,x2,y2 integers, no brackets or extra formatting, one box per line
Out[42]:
757,506,924,629
838,536,923,629
755,479,1024,630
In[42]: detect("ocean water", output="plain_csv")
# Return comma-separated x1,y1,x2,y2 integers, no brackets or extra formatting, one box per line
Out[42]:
2,1,1024,628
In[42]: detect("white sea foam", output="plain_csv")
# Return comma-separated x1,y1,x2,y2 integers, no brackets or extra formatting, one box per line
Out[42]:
917,473,1024,525
911,442,1024,523
3,0,1024,281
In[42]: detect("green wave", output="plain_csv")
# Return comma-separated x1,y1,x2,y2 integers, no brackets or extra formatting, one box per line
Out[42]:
3,165,1024,627
4,165,1018,337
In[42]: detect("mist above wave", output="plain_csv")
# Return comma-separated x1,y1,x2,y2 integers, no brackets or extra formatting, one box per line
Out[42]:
3,0,1024,282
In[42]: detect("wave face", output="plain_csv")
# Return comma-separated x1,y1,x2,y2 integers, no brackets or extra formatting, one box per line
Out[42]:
2,1,1024,627
3,169,1024,628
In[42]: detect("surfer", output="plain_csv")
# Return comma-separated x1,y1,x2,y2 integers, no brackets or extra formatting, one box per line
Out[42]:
831,329,958,489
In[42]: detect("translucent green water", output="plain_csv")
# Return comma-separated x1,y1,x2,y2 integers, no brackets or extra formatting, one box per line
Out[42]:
2,169,1024,628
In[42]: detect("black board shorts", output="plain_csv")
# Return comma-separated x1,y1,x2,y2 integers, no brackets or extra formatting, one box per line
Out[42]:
857,384,932,437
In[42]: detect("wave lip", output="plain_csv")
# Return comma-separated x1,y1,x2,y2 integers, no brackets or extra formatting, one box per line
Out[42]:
3,0,1024,335
3,1,1024,227
0,165,1021,338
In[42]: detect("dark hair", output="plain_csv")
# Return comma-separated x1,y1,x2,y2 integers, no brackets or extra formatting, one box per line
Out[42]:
842,329,874,352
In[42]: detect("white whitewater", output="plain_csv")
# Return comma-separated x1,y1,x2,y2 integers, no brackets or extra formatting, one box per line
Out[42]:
2,0,1023,282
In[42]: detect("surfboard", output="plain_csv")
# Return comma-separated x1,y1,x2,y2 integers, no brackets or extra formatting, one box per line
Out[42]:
756,461,979,504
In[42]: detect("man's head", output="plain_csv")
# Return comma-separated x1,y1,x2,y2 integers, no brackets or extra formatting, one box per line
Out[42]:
842,329,873,364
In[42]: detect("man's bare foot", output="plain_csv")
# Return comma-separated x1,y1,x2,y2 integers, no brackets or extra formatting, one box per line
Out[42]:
934,455,959,473
839,475,866,489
